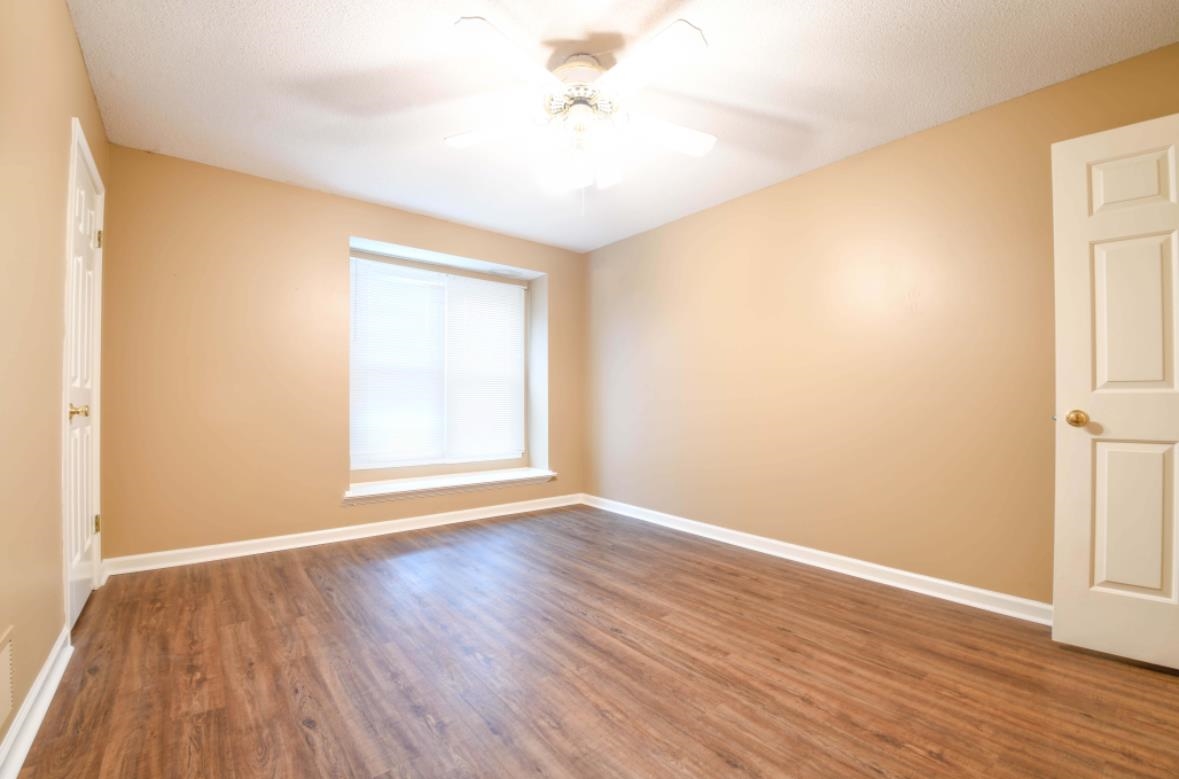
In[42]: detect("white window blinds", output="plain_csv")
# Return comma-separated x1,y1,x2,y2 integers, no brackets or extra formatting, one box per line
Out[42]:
350,258,526,470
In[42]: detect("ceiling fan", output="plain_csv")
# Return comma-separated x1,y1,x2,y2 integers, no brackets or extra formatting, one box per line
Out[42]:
444,16,717,193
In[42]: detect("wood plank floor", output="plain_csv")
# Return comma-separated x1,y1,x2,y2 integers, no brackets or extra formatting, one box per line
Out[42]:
20,506,1179,778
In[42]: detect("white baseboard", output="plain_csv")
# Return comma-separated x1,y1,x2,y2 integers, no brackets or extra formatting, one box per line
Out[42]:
581,495,1053,626
0,628,73,779
102,493,584,582
98,491,1052,627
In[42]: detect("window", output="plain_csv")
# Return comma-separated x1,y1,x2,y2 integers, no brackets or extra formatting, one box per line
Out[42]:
350,257,526,470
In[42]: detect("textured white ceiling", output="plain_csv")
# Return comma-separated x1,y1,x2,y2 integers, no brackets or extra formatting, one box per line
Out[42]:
68,0,1179,251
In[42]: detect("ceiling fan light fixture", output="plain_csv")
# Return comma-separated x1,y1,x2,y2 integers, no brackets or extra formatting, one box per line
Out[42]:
562,101,598,138
541,55,627,164
552,53,605,85
444,17,716,193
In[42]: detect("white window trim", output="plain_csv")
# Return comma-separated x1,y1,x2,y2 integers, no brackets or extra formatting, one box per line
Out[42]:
343,467,557,505
351,452,526,471
347,237,552,499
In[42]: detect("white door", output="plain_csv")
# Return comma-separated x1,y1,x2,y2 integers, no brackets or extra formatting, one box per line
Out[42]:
63,118,104,628
1052,111,1179,668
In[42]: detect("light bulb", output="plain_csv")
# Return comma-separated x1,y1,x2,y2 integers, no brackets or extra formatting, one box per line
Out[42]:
564,102,596,137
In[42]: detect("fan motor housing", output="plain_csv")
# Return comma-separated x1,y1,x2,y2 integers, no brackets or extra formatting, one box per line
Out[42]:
546,54,617,119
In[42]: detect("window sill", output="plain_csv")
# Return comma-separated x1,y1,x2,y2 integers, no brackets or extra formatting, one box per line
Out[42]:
343,467,557,505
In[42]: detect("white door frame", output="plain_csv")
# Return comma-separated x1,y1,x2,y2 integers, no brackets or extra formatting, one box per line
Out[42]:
61,117,105,629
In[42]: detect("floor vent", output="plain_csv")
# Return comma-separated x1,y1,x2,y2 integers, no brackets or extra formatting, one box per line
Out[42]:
0,627,12,725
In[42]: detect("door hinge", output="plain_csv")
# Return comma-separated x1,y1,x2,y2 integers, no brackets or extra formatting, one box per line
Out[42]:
94,514,101,533
95,229,102,248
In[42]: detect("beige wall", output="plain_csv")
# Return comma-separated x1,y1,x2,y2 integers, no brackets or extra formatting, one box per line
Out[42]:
102,147,588,558
0,0,109,743
588,43,1179,603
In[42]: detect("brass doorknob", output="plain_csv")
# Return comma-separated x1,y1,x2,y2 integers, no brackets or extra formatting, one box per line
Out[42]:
1065,409,1089,427
68,403,90,420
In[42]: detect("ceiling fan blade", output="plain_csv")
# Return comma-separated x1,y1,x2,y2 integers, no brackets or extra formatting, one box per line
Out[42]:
443,129,486,149
630,115,716,157
453,16,563,93
598,19,708,95
444,110,546,150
